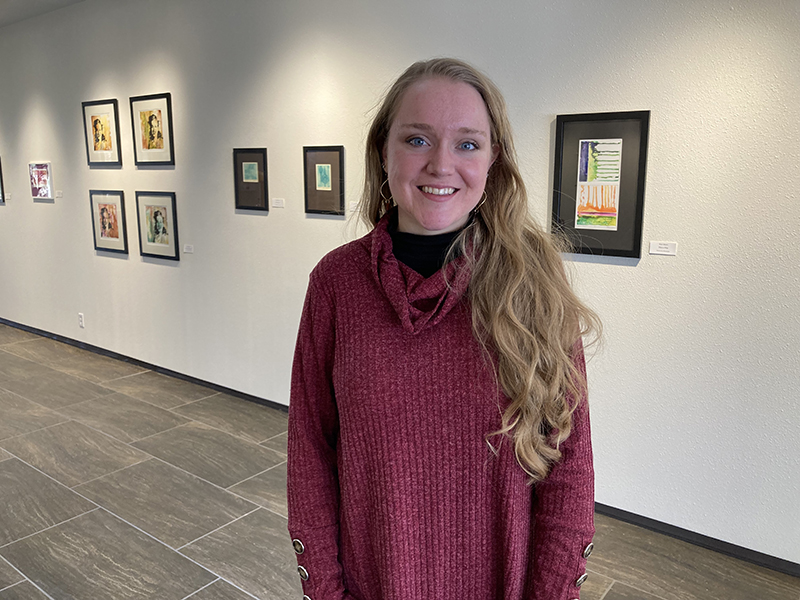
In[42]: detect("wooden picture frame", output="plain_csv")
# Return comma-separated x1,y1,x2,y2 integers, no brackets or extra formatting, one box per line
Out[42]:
135,191,179,260
552,110,650,258
90,190,128,254
233,148,268,211
129,93,175,166
303,145,344,215
81,99,122,167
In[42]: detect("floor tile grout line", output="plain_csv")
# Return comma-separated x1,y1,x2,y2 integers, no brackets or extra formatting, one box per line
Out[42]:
176,506,262,551
181,577,221,599
141,454,270,508
0,507,100,550
227,459,287,490
129,421,195,444
70,456,155,490
0,416,73,447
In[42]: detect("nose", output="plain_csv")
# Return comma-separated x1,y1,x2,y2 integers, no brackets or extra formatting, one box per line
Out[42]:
426,145,454,176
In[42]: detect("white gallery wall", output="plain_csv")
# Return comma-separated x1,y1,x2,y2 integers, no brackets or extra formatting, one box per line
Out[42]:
0,0,797,565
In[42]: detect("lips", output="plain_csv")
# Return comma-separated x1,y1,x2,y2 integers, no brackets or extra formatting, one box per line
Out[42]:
419,185,457,196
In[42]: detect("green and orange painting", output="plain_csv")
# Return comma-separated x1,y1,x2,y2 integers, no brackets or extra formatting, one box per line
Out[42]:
576,139,622,231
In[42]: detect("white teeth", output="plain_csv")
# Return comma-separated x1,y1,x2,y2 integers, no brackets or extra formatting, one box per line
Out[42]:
420,186,456,195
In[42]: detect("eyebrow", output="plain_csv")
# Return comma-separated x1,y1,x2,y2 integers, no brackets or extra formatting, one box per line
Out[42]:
397,122,488,137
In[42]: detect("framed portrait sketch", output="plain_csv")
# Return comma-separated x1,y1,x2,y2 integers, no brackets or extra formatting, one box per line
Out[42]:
81,99,122,167
233,148,268,211
303,145,344,215
29,162,54,200
552,110,650,258
135,191,179,260
129,93,175,166
0,156,5,203
90,190,128,254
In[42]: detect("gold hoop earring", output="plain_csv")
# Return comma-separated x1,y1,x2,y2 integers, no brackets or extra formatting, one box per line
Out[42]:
472,190,488,215
380,179,394,212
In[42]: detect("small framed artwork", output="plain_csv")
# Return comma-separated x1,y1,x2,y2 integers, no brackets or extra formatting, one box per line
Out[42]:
303,145,344,215
90,190,128,254
29,162,54,199
0,156,5,203
129,92,175,166
135,191,179,260
552,110,650,258
81,99,122,167
233,148,268,211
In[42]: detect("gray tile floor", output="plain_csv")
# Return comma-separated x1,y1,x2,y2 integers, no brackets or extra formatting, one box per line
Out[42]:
0,323,798,600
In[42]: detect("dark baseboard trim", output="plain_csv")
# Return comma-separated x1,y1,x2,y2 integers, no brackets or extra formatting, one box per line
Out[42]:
0,317,288,414
595,502,800,578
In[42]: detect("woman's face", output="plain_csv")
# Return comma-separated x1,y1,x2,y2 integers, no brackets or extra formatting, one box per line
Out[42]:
383,77,497,235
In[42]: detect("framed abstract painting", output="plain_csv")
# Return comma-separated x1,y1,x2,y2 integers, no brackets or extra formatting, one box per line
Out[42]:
233,148,268,211
552,110,650,258
303,145,344,215
29,162,54,200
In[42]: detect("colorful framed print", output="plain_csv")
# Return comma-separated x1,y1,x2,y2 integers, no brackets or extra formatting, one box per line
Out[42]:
303,145,344,215
29,162,53,200
0,157,5,204
129,93,175,166
135,191,179,260
90,190,128,254
81,99,122,167
233,148,268,211
552,110,650,258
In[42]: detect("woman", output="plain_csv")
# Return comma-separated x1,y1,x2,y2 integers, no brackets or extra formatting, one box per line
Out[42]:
288,58,600,600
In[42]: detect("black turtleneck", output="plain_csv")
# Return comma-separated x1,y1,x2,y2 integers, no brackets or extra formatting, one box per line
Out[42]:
388,212,462,278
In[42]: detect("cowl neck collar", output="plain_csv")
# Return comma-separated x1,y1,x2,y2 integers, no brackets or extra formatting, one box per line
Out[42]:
370,212,472,335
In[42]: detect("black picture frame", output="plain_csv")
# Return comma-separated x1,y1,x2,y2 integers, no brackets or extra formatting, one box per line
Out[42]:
129,92,175,166
0,156,5,204
233,148,269,211
552,110,650,258
135,191,179,260
89,190,128,254
81,98,122,167
303,145,344,215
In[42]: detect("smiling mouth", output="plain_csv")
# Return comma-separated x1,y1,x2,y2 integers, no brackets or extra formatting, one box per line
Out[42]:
419,186,457,195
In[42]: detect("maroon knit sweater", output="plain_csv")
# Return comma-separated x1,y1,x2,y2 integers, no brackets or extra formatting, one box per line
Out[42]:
288,215,595,600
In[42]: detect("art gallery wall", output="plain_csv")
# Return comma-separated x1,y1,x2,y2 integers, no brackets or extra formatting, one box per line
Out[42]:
0,0,797,565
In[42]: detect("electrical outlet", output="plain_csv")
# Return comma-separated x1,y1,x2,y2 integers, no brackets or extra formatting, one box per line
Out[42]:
78,313,85,328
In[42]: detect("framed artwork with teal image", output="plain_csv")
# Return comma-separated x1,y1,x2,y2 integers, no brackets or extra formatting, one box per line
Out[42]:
552,110,649,258
303,145,344,215
233,148,268,211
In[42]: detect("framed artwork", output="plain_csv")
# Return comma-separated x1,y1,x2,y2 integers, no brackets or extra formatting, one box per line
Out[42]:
81,99,122,167
129,93,175,166
233,148,268,211
303,145,344,215
0,157,5,203
29,162,53,200
90,190,128,254
135,191,179,260
552,110,650,258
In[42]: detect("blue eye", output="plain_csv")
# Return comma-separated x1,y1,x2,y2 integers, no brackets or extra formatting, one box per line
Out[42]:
407,137,427,147
459,141,478,151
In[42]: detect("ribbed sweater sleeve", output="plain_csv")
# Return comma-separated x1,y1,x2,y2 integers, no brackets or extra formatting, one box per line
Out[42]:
529,345,595,599
287,270,357,600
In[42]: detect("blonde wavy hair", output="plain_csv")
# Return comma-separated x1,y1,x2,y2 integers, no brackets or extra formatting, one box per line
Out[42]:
360,58,601,483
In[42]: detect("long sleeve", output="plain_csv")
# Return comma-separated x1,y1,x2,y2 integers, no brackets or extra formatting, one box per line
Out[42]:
529,345,595,600
287,271,357,600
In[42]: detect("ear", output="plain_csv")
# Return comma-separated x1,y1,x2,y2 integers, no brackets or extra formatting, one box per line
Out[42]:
490,143,500,166
381,143,388,170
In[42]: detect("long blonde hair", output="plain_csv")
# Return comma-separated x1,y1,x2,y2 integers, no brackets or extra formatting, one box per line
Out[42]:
360,58,601,483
